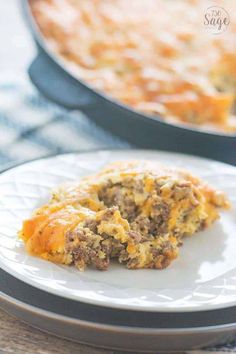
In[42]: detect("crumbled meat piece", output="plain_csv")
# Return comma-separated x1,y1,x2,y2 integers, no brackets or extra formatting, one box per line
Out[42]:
128,231,142,243
83,218,98,233
131,215,151,236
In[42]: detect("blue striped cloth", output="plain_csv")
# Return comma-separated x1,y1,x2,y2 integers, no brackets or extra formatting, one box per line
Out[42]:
0,77,235,353
0,76,129,171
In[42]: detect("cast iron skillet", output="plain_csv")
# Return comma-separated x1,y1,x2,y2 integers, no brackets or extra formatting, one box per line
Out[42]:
21,0,236,165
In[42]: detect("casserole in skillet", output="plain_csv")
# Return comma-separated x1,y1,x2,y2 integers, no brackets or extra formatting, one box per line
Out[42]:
30,0,236,133
22,0,236,165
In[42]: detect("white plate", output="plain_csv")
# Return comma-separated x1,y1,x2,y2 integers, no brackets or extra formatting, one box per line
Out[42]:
0,150,236,312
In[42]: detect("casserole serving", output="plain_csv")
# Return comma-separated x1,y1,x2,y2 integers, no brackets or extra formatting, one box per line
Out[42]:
20,159,229,271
